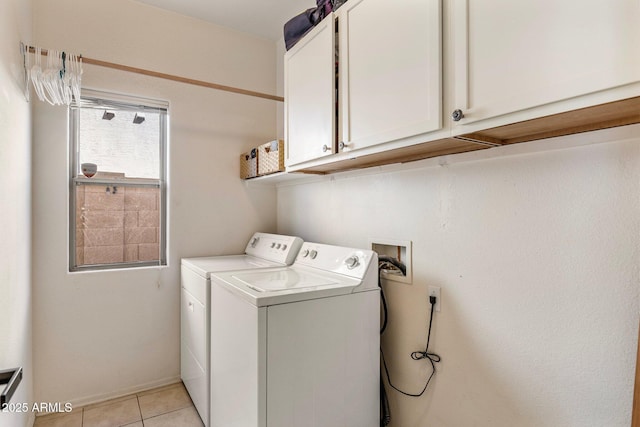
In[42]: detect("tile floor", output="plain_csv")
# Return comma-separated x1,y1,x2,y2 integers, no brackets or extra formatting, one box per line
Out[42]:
33,382,204,427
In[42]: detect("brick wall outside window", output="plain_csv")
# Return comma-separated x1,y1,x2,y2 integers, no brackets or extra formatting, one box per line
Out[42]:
75,177,160,267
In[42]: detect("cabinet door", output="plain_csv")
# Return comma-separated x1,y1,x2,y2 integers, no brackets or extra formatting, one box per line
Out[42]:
338,0,442,153
451,0,640,127
284,16,336,167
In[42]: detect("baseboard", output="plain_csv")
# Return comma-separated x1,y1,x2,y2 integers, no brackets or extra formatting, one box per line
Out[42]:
33,375,181,417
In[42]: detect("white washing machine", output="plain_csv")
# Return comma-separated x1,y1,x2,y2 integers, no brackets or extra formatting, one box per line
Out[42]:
209,242,380,427
181,232,303,427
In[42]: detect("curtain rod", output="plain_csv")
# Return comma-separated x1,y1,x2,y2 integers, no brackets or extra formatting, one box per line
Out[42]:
26,46,284,103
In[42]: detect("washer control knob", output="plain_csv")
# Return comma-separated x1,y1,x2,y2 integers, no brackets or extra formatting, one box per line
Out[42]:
250,237,259,248
276,243,282,249
282,244,287,251
301,249,310,258
270,242,276,248
309,250,318,259
345,256,360,269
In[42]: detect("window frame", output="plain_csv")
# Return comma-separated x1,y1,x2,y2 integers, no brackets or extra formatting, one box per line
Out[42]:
69,89,168,272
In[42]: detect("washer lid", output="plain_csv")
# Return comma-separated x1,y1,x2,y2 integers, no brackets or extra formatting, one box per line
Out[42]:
232,269,341,292
211,265,367,306
181,255,280,278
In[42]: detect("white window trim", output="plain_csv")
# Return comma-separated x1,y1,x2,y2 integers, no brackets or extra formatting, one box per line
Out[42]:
69,90,169,272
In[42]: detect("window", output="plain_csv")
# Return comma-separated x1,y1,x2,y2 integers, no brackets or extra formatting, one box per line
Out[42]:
69,90,168,271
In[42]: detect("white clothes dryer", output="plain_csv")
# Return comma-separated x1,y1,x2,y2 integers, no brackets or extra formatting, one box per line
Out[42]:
209,242,380,427
180,232,303,426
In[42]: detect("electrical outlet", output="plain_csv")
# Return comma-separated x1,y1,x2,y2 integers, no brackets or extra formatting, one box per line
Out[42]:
428,286,441,312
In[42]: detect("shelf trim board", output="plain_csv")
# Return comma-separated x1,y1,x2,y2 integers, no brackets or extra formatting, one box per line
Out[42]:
297,138,488,174
252,96,640,180
463,95,640,145
453,134,504,146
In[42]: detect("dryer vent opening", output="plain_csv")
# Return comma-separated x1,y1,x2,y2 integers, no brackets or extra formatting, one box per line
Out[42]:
370,239,412,285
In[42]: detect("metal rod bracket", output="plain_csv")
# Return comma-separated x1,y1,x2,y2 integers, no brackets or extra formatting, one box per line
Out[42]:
0,367,23,406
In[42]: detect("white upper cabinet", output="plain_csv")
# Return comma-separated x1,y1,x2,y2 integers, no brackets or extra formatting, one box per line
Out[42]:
337,0,442,153
276,0,640,177
450,0,640,131
284,16,336,168
284,0,443,170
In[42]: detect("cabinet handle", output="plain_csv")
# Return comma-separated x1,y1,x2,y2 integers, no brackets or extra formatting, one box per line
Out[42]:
452,109,465,122
339,141,348,150
322,144,330,153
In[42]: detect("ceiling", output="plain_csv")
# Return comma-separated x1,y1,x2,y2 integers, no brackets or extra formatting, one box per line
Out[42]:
135,0,309,41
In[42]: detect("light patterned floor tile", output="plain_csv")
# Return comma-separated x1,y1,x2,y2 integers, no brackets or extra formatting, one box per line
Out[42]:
138,383,192,419
33,382,197,427
82,396,141,427
136,382,183,397
33,411,82,427
143,406,204,427
82,393,137,412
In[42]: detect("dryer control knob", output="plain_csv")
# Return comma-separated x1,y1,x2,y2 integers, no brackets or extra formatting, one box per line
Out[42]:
345,256,360,269
270,242,276,248
282,244,287,250
309,250,318,259
276,243,282,249
250,237,259,248
301,249,310,257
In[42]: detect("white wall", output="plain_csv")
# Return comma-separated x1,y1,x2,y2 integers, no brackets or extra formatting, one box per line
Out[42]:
277,126,640,427
32,0,278,406
0,0,33,426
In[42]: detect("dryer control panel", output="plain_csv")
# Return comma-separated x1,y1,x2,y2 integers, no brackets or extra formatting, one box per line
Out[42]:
244,232,303,265
294,242,377,281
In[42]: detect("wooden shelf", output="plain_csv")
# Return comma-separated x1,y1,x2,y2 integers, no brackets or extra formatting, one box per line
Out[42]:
242,96,640,179
297,138,486,174
457,96,640,146
293,96,640,175
243,171,324,185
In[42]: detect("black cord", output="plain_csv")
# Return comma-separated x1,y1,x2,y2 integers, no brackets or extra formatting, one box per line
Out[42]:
378,258,441,425
378,257,404,334
378,260,400,425
412,296,439,361
380,373,391,426
379,276,389,334
380,286,441,398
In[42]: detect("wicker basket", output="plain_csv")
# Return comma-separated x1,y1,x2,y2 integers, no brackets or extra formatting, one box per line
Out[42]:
257,140,284,176
240,148,258,179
